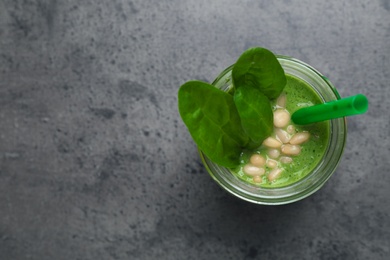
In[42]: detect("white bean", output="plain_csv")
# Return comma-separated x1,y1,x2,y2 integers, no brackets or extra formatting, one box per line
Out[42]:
262,137,282,148
266,159,278,168
250,154,266,167
243,164,265,176
287,125,296,134
253,175,262,183
268,168,283,181
289,132,310,145
273,109,291,128
280,156,293,164
281,144,301,156
268,148,280,159
275,128,290,143
276,93,287,108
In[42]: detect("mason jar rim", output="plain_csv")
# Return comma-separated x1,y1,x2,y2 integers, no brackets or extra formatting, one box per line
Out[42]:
199,56,347,205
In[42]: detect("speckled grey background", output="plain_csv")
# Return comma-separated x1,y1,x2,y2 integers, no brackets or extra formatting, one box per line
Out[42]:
0,0,389,259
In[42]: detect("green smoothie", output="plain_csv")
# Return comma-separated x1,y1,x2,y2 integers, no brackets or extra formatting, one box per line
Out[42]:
232,74,330,187
179,47,347,204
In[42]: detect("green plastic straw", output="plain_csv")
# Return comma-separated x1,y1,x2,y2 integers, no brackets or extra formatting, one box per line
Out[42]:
291,94,368,125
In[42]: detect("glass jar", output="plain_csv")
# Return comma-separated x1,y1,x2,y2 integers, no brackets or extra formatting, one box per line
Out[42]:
199,56,347,205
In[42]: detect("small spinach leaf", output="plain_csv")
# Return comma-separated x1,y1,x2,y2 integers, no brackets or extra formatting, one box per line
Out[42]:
234,85,273,146
178,81,249,168
232,47,286,99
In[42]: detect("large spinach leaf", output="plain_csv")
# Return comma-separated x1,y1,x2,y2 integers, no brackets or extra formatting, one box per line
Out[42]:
234,85,273,146
232,47,286,99
178,81,249,168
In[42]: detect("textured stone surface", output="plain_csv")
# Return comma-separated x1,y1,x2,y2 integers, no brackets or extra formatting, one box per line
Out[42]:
0,0,389,259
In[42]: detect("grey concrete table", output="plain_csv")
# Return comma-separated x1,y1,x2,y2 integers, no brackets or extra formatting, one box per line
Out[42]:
1,0,389,259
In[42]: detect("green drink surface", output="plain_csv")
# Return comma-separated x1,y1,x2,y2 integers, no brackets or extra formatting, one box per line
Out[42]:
231,74,330,187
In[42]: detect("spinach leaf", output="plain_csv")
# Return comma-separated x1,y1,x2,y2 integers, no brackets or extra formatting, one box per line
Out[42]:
178,81,249,168
234,85,273,146
232,47,286,99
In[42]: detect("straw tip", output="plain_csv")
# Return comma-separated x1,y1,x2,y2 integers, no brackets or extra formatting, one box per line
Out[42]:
353,94,369,114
